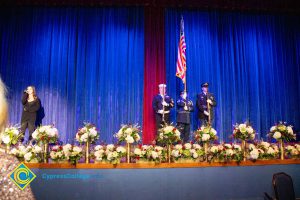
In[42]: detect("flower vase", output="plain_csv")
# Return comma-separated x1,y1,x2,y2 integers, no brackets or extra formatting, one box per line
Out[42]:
174,158,200,163
167,144,171,163
17,157,24,162
43,143,49,163
85,142,90,163
279,139,284,160
56,160,69,164
6,145,10,154
136,159,155,164
95,160,110,164
241,140,246,161
26,158,39,163
204,143,208,161
126,143,131,163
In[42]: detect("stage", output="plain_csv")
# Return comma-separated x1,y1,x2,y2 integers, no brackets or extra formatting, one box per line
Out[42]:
0,2,300,200
27,160,300,200
1,4,299,144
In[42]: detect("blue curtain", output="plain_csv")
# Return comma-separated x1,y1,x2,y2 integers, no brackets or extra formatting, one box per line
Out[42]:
165,9,300,142
0,7,144,143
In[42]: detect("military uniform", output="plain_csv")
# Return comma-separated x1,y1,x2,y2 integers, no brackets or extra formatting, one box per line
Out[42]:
176,96,193,142
152,94,174,133
196,92,216,127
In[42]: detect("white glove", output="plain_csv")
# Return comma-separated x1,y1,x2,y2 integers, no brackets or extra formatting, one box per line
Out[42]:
162,101,168,106
204,111,209,116
207,99,213,105
158,110,164,114
182,92,187,99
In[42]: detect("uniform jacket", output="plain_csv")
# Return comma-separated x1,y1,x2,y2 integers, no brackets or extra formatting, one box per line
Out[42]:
196,92,216,119
176,96,193,124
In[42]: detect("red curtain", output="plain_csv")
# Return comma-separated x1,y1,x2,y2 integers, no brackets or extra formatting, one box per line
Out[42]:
142,7,166,144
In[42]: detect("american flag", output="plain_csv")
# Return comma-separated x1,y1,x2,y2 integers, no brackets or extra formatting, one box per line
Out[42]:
176,17,186,83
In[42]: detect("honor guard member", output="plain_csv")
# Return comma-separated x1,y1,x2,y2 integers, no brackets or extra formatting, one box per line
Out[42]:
152,84,174,134
176,91,193,143
196,82,216,127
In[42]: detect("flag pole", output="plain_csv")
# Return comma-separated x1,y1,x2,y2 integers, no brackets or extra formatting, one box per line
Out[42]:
182,15,186,93
184,78,187,93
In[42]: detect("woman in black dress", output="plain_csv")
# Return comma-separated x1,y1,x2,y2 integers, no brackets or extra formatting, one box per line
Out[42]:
20,86,40,142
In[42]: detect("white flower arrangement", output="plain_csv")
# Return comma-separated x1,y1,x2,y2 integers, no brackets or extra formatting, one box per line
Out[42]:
75,123,99,143
171,143,205,161
106,144,126,164
249,148,259,160
285,144,300,158
208,143,243,162
49,145,68,162
248,142,279,160
0,126,22,146
10,144,27,159
232,123,255,141
157,124,181,145
18,145,43,163
194,126,217,143
132,145,166,163
114,124,141,144
32,125,59,144
92,144,126,164
60,144,83,164
268,122,296,142
92,145,106,162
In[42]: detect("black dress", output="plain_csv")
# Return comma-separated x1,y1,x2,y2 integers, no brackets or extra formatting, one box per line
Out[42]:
20,93,40,140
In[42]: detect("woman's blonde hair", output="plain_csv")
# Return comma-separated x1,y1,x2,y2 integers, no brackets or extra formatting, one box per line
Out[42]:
0,78,8,132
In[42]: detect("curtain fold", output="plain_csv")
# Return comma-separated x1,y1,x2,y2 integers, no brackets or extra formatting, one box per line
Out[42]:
142,7,166,144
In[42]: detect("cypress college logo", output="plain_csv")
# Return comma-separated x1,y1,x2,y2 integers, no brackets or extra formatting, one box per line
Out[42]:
8,162,36,190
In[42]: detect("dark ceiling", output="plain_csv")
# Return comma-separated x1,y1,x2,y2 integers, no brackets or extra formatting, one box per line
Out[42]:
0,0,299,14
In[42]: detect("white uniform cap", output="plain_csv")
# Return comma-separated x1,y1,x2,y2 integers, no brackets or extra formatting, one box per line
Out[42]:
158,84,166,88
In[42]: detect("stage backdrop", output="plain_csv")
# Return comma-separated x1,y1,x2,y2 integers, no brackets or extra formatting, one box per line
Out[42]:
0,7,299,143
0,7,144,143
165,9,300,142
